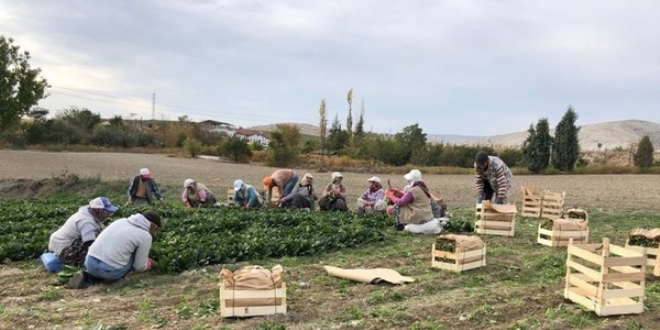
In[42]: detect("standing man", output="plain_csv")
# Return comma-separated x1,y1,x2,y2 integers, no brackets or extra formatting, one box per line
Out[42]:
263,169,298,203
127,168,163,205
474,151,512,204
68,211,162,289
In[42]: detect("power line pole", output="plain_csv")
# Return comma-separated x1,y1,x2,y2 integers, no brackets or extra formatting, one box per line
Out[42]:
152,92,156,120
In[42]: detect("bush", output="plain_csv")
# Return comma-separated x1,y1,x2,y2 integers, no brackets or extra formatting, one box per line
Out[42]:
184,137,202,158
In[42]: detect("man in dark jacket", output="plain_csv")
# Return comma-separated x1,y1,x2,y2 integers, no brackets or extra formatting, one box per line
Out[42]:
127,168,163,205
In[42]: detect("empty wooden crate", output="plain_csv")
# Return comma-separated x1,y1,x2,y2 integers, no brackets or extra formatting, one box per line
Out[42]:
431,234,486,273
541,191,565,219
564,238,646,316
219,265,287,318
537,218,589,247
520,186,542,217
475,201,517,237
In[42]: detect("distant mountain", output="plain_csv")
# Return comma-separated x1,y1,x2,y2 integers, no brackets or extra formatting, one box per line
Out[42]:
453,120,660,151
245,120,660,152
246,123,321,137
426,134,485,144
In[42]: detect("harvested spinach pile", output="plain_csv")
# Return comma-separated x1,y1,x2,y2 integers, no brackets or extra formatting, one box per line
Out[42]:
540,218,554,230
442,219,474,234
627,229,660,248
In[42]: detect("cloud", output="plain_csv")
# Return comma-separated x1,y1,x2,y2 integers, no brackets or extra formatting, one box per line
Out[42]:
1,0,658,135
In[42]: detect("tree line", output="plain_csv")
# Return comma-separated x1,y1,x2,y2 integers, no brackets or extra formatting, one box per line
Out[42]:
1,35,655,172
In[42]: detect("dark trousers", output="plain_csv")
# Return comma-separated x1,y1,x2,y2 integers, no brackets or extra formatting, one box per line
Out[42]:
483,181,495,201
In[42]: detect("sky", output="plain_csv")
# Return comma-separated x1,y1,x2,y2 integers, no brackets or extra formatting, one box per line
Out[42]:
1,0,659,136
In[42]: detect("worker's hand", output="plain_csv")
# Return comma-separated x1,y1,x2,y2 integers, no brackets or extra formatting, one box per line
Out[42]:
476,196,484,204
495,198,505,205
146,258,155,271
245,205,250,210
184,201,192,208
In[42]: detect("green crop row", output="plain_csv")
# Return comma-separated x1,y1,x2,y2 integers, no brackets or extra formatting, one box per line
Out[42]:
0,199,393,273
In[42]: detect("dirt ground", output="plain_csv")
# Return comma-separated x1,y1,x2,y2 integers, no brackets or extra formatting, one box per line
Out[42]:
1,150,660,329
0,150,659,211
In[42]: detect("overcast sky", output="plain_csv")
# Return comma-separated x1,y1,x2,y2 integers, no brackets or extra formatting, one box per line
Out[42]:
2,0,659,136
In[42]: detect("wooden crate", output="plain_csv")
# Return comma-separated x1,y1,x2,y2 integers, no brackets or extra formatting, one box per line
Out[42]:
431,243,486,273
520,186,542,217
537,222,589,247
541,191,565,219
564,238,646,316
219,281,287,318
625,242,660,277
475,203,517,237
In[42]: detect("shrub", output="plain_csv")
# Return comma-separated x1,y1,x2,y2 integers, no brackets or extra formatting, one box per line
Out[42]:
183,137,202,158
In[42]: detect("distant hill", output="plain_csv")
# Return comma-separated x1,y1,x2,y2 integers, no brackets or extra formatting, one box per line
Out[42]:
453,120,660,151
247,123,321,137
246,120,660,152
427,134,484,144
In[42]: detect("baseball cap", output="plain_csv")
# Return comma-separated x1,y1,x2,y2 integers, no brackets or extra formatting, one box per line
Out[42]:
89,197,119,212
139,168,152,178
234,179,244,191
367,176,381,183
142,211,162,227
263,176,273,190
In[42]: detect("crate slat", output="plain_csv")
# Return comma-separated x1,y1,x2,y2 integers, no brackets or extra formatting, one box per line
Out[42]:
475,203,516,237
219,282,287,318
431,244,486,273
537,224,589,247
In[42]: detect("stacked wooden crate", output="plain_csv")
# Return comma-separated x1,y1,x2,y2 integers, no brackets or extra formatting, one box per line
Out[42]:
540,191,566,219
520,186,542,218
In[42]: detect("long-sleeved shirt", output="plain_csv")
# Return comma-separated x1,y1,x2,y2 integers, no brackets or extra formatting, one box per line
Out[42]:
87,215,152,272
234,184,262,207
361,188,385,203
474,156,512,199
181,183,211,204
323,183,346,199
127,176,162,202
49,206,104,256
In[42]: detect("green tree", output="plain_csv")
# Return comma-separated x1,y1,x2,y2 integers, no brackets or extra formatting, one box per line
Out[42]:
346,88,353,142
551,107,580,171
218,135,252,163
328,114,349,152
497,148,524,168
395,123,427,165
523,119,552,173
351,101,366,158
319,99,328,155
267,130,297,167
0,36,49,135
633,135,654,170
56,107,101,133
183,137,202,158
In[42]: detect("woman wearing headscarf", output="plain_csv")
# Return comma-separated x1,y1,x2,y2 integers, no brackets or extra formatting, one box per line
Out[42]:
280,173,317,209
318,172,349,212
357,176,386,214
386,169,433,231
181,178,217,208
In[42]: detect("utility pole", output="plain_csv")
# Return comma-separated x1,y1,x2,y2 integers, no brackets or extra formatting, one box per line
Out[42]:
152,93,156,120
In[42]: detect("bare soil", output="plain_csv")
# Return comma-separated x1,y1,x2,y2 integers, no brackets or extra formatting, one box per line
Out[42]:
1,150,660,329
1,150,658,210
